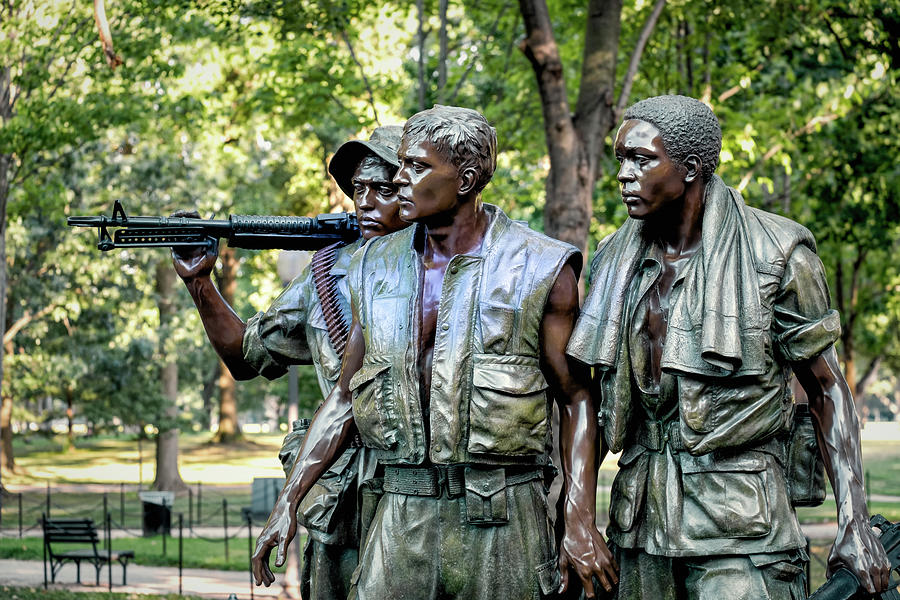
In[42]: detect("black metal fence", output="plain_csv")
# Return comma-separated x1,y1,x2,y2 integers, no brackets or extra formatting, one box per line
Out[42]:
1,482,263,598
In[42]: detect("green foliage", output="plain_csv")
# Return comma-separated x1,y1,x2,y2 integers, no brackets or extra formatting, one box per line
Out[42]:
4,0,899,445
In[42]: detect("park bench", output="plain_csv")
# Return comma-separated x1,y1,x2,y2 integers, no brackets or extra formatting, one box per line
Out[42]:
41,516,135,586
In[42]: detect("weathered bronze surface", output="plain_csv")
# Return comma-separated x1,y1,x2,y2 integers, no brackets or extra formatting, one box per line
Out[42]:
250,105,618,598
174,125,406,600
567,94,891,597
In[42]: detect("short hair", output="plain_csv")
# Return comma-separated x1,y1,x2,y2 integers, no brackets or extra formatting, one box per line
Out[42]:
623,95,721,182
402,105,497,194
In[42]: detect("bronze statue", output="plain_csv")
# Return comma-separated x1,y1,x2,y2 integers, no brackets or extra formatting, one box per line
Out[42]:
172,125,407,600
250,105,618,599
567,95,891,598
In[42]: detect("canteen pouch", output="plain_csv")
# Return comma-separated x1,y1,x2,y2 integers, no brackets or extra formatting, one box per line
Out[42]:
786,403,826,507
464,466,509,526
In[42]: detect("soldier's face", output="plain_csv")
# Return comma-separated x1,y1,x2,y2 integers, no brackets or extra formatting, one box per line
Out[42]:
393,136,460,224
352,160,406,240
614,119,687,220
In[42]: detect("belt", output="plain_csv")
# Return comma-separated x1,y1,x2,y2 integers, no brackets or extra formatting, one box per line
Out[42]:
638,420,684,452
383,465,543,498
638,419,786,461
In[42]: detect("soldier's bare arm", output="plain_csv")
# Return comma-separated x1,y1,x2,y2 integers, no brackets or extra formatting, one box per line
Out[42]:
794,346,891,593
540,261,618,597
170,210,256,380
249,316,364,586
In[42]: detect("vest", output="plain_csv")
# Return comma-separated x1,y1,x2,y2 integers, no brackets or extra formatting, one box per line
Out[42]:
348,204,580,466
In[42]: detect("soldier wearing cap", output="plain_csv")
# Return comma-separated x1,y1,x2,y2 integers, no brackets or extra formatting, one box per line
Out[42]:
172,125,408,600
250,105,618,599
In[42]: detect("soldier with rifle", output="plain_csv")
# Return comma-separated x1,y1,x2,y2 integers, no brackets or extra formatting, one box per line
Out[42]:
250,105,618,599
170,125,408,600
567,95,891,598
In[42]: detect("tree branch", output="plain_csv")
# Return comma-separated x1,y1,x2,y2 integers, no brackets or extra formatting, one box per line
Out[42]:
3,304,53,346
448,3,512,104
93,0,123,69
614,0,666,119
736,112,839,192
856,355,882,399
340,29,380,126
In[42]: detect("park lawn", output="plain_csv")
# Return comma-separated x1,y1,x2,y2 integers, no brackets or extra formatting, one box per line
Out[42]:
7,433,289,486
0,533,298,572
1,587,204,600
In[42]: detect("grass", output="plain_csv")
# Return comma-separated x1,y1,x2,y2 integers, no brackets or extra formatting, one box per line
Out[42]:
0,587,203,600
0,533,300,573
6,433,289,486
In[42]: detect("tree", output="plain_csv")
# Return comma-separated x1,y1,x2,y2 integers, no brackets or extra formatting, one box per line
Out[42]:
518,0,666,257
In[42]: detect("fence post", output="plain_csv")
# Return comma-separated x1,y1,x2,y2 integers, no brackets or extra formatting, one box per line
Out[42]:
197,482,202,524
46,482,51,519
103,493,108,525
42,513,48,589
188,487,193,530
106,511,112,592
18,493,23,538
163,515,167,557
247,510,254,600
223,498,229,563
120,483,125,528
178,513,184,596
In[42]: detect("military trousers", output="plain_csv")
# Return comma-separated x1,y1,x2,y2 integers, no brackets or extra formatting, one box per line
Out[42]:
299,537,357,600
613,546,808,600
350,477,559,600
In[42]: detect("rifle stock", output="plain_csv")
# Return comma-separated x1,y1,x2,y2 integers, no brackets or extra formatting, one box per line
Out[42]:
809,515,900,599
68,200,360,251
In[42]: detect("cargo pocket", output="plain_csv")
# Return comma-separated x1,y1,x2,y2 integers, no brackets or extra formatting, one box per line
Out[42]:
350,360,399,451
464,467,508,526
609,445,650,533
479,302,517,354
535,557,561,598
297,472,342,534
468,354,549,456
681,451,771,539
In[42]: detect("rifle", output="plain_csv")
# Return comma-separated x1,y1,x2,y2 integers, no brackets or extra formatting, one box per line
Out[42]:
809,514,900,599
67,200,360,251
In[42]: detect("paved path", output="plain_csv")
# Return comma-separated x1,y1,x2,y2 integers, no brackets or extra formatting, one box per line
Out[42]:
0,558,291,598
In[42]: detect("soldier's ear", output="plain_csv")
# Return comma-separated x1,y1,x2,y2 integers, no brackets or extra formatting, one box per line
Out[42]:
684,155,702,183
458,167,478,195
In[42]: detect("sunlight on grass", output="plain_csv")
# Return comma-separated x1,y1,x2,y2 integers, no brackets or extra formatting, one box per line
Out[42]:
8,434,290,486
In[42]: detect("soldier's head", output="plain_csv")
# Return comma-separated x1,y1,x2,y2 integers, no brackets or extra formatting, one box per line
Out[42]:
393,105,497,223
329,125,407,240
615,95,720,220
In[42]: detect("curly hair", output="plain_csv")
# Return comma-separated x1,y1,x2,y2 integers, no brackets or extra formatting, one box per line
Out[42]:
623,95,721,182
402,105,497,194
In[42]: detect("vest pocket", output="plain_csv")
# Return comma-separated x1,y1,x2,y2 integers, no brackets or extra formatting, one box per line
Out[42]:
468,354,549,456
350,361,399,451
680,451,771,539
609,445,650,533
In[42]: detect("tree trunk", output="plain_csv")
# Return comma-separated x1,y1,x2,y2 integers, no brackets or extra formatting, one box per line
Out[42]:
65,388,75,451
0,391,12,474
153,260,187,492
438,0,449,102
416,0,427,111
519,0,623,261
212,245,241,443
0,151,11,479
